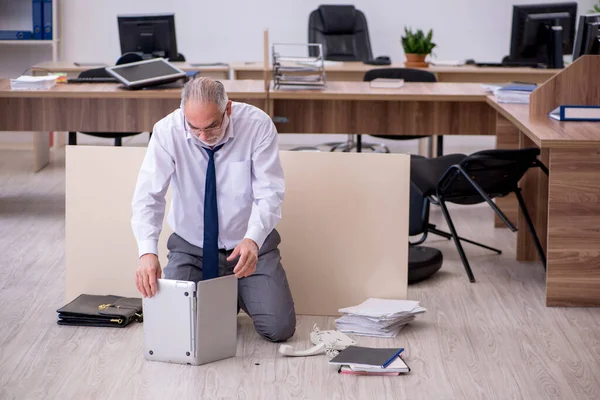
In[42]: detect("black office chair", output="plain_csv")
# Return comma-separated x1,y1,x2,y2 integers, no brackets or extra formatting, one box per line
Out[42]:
410,148,548,282
407,180,444,284
169,52,186,62
68,53,147,147
301,5,375,153
308,5,372,61
358,68,444,156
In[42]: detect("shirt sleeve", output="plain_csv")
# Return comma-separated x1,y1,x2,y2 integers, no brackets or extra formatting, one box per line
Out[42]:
244,119,285,249
131,126,175,258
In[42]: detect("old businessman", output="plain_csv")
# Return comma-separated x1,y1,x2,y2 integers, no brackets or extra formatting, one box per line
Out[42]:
131,77,296,342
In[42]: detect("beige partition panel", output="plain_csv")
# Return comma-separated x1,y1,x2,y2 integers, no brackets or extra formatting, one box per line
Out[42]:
66,147,410,316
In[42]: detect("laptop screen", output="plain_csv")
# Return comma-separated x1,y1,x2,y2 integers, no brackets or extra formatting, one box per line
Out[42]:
107,58,185,86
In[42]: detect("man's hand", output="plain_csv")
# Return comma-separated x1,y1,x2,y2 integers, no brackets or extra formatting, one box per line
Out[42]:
228,238,259,278
135,254,162,298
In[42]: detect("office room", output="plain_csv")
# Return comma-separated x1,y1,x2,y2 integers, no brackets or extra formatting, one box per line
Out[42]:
1,0,600,398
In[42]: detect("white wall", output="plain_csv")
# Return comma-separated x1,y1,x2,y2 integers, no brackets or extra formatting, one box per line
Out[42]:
60,0,596,64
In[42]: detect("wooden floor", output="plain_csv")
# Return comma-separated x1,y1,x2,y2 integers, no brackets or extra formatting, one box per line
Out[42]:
1,148,600,400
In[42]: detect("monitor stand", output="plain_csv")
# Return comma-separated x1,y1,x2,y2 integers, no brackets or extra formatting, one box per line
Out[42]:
546,25,565,69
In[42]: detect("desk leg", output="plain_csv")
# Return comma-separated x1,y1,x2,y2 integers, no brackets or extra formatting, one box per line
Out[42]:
546,147,600,306
516,133,548,262
33,131,51,172
494,113,520,228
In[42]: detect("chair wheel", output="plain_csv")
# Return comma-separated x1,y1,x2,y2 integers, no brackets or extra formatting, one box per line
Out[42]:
408,246,443,284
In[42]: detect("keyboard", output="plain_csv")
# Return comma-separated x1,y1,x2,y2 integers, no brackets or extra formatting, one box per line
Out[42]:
474,61,547,69
67,77,120,83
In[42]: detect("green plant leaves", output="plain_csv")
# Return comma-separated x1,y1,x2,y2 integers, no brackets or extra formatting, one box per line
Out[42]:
401,26,436,55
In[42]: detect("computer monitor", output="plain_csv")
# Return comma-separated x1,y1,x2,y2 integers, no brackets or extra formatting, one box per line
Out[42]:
572,13,600,61
117,14,179,61
508,2,577,68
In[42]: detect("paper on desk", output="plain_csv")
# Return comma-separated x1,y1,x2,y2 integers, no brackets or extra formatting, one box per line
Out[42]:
430,60,466,67
10,75,57,90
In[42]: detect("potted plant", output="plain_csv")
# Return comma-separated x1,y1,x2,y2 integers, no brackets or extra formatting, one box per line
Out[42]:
591,1,600,12
401,27,436,68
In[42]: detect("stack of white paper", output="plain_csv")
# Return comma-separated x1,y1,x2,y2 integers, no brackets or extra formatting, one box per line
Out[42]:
10,75,58,91
493,89,531,104
335,298,426,338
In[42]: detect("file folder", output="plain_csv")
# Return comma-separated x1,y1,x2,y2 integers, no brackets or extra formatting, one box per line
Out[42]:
32,0,43,40
0,31,33,40
42,0,52,40
549,105,600,122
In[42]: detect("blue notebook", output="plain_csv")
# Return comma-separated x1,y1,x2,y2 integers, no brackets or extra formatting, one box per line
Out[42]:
328,345,404,368
497,83,537,92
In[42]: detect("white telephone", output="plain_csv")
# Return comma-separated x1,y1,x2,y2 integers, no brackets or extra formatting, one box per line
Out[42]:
278,324,356,357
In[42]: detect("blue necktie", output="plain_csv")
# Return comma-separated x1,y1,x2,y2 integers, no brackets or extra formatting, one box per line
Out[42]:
203,144,224,280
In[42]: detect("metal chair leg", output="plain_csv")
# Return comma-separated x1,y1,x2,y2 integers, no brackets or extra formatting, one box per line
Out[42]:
439,199,476,282
428,226,502,254
68,132,77,145
448,166,517,231
514,188,547,268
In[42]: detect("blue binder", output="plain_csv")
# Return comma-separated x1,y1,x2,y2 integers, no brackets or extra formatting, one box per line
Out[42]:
0,31,33,40
32,0,43,40
549,105,600,122
42,0,53,40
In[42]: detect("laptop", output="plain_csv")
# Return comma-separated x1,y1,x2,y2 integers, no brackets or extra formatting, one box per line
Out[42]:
105,57,186,90
143,274,238,365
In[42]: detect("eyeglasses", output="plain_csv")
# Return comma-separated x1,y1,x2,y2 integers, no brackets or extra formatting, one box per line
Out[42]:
184,110,227,136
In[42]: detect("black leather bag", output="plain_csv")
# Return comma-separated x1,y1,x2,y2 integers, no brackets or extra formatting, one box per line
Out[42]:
56,294,143,328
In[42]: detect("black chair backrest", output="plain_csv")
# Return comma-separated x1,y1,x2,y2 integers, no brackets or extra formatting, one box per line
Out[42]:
439,148,541,204
78,68,111,78
169,52,186,62
308,5,373,61
78,53,145,79
363,68,437,83
116,52,143,65
409,182,430,236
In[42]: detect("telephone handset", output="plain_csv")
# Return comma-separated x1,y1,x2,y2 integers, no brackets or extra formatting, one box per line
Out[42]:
278,324,356,357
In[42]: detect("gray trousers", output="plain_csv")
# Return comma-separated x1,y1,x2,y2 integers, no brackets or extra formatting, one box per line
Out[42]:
163,229,296,342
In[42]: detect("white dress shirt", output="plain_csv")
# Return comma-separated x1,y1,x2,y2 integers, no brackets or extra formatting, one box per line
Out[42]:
131,101,284,258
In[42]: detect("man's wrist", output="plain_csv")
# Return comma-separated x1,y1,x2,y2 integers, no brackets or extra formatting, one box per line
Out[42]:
140,253,158,259
243,226,266,250
245,238,259,251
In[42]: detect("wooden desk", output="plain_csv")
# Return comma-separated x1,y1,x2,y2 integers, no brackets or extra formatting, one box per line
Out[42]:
0,79,265,170
31,61,230,80
488,95,600,307
0,80,266,133
32,60,559,84
269,82,495,136
231,61,559,84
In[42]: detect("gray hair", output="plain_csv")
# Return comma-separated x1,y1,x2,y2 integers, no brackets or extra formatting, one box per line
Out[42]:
180,77,229,111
